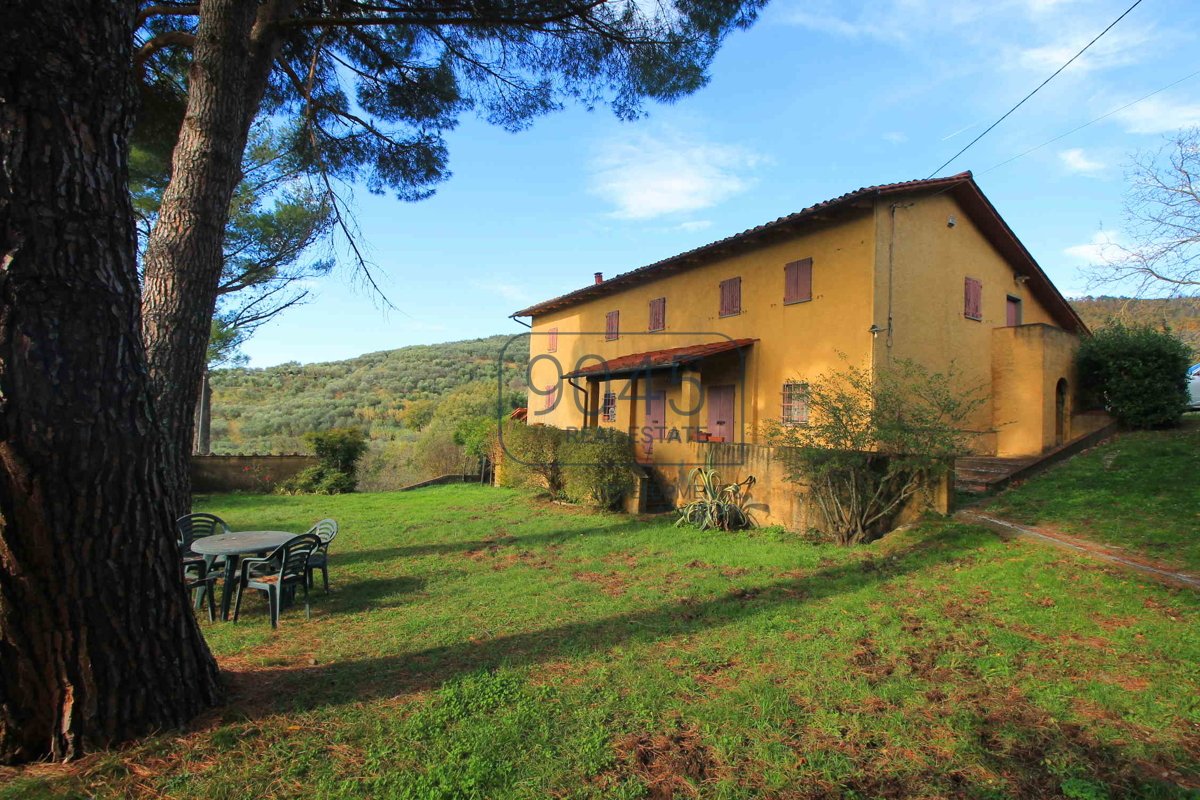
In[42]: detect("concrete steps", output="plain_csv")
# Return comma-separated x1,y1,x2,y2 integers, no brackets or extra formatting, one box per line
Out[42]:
955,421,1119,494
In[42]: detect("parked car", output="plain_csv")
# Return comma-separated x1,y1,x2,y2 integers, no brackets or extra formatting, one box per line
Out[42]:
1189,364,1200,410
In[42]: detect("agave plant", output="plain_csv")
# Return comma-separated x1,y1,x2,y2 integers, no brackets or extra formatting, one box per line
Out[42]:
675,461,756,532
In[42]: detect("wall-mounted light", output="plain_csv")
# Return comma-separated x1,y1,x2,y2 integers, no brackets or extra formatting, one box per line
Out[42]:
868,324,886,338
947,215,957,228
1014,274,1031,285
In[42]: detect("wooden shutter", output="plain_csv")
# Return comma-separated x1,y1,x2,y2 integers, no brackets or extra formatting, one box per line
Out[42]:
964,277,982,320
1006,296,1022,327
649,297,666,331
547,327,558,352
543,384,556,410
605,310,619,340
719,277,741,316
784,258,812,304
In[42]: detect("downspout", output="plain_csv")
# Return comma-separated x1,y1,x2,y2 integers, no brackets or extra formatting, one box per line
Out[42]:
508,313,531,329
568,377,588,427
885,201,915,355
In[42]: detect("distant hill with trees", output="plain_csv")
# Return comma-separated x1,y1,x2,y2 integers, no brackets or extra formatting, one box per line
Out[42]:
209,334,529,455
1070,296,1198,359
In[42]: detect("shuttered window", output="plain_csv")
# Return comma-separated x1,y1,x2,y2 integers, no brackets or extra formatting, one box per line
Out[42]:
784,258,812,304
543,384,557,411
605,310,619,340
719,277,741,317
964,277,983,321
601,391,618,422
648,297,666,331
547,327,558,353
781,381,809,426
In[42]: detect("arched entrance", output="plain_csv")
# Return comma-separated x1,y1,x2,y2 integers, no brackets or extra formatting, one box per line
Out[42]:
1055,379,1069,446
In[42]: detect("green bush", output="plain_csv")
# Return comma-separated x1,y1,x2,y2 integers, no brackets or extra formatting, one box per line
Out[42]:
560,430,637,509
278,427,368,494
1077,325,1191,429
496,422,565,494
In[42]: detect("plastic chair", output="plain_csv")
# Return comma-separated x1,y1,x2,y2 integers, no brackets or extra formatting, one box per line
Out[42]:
177,512,231,606
233,533,322,628
304,519,338,592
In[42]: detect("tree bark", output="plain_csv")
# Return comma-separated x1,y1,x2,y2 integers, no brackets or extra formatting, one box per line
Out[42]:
141,0,289,515
0,0,221,764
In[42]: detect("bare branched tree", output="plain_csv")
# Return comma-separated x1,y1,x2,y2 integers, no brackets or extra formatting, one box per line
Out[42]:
1088,127,1200,297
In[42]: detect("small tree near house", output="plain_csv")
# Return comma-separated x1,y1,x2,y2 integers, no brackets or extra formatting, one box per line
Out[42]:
763,360,985,545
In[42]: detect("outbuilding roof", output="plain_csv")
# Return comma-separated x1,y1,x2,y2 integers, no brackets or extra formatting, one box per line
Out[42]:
563,338,757,379
511,172,1086,334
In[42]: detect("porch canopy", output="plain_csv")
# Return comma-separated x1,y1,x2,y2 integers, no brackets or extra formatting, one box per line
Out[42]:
563,338,756,379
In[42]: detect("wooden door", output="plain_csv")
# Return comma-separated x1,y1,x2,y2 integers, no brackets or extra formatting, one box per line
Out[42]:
1006,296,1022,327
643,391,666,455
707,385,735,442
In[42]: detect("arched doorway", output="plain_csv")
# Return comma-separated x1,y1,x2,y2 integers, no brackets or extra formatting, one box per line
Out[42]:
1055,379,1069,446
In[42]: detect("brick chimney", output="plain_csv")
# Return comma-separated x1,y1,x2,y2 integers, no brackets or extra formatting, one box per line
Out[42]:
594,272,603,284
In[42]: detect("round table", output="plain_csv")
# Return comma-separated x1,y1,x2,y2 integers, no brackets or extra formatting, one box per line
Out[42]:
191,531,298,621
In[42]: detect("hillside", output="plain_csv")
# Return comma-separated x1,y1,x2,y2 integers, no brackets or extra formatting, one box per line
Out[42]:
1071,296,1199,357
209,334,529,453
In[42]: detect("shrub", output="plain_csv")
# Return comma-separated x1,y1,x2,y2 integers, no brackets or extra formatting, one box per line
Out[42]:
763,359,984,545
496,422,565,494
676,459,756,531
1076,324,1191,429
560,430,637,509
279,427,368,494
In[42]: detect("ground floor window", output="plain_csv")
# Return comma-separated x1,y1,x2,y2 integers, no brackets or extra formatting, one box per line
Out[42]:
601,391,618,422
781,380,809,425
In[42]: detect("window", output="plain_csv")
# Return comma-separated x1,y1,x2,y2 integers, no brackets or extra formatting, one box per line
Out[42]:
543,384,558,411
781,381,809,426
547,327,558,353
601,391,617,422
1006,295,1022,327
648,297,666,331
719,277,741,317
964,277,983,321
784,258,812,304
605,310,619,340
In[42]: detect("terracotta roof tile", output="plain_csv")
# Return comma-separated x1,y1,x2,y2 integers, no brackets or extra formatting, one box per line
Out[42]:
564,338,756,378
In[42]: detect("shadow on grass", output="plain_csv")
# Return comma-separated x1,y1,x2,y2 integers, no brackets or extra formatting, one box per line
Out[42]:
230,576,427,622
227,525,988,714
329,521,652,567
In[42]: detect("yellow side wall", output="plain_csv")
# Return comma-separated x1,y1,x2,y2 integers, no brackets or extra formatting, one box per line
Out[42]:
872,194,1063,454
525,212,879,442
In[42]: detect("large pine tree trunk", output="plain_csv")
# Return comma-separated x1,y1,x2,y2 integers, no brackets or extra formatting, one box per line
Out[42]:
0,0,221,764
141,0,288,515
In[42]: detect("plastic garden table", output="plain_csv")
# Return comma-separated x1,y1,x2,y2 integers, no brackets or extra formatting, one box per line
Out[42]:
191,530,298,621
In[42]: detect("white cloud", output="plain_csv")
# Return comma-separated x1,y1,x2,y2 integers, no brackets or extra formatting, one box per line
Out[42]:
588,129,764,220
1058,148,1106,175
676,220,713,232
471,280,531,303
1111,94,1200,135
1064,230,1122,264
1012,27,1153,76
882,131,907,144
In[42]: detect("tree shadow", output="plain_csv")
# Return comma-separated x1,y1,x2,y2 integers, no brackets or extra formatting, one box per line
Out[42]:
229,575,427,622
329,521,653,567
223,526,987,716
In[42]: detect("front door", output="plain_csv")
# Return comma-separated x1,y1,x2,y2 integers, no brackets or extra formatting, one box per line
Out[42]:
707,385,735,442
643,391,666,456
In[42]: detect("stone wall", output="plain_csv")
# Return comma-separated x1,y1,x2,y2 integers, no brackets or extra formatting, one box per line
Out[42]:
191,454,317,493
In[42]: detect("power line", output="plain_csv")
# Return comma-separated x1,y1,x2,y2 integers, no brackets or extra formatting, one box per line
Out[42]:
980,66,1200,175
926,0,1147,179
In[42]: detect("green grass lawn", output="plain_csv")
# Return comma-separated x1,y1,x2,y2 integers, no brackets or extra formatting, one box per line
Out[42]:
985,415,1200,573
4,486,1200,799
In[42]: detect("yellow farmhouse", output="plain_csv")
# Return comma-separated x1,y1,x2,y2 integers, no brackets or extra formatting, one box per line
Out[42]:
511,172,1100,514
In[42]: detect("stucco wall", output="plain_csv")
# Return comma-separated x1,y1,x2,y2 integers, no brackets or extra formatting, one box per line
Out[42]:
991,324,1085,456
526,211,878,441
191,454,316,493
872,193,1063,453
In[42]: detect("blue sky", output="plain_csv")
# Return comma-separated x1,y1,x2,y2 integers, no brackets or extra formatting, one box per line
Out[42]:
241,0,1200,367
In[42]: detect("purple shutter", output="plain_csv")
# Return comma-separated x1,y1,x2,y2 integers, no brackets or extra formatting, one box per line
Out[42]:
544,384,556,410
547,327,558,352
964,278,982,320
719,277,741,316
605,310,619,340
785,258,812,304
649,297,665,331
707,385,735,440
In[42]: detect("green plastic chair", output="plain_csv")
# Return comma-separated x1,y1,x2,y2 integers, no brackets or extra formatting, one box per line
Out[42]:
233,533,322,628
304,519,339,592
176,512,231,606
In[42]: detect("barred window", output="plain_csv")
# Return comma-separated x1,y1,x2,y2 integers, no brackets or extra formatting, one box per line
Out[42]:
781,381,809,426
601,391,618,422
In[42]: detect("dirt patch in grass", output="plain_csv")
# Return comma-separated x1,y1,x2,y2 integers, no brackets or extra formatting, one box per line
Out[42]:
573,570,629,597
614,725,716,799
